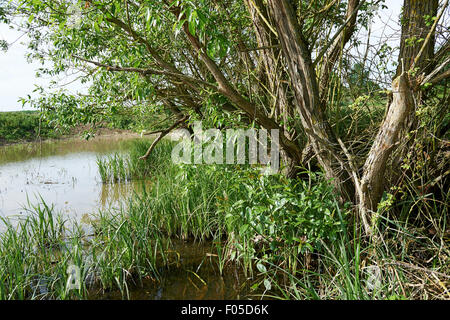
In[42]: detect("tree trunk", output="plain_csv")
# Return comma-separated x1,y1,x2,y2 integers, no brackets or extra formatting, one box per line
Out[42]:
266,0,355,200
245,0,301,176
397,0,439,79
360,73,414,213
396,0,438,137
359,0,439,235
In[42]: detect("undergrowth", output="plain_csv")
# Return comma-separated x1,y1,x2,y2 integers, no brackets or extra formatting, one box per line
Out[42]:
1,140,448,300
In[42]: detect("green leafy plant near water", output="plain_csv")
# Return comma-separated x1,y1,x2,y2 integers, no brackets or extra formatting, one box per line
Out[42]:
221,171,348,275
96,140,174,182
0,140,347,299
0,111,59,145
0,140,448,299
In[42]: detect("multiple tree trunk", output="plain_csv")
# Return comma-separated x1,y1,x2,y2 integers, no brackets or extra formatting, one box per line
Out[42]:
261,0,443,235
161,0,446,236
161,0,445,235
72,0,446,236
267,0,354,201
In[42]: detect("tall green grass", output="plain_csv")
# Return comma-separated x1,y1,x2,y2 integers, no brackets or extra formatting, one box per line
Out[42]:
1,139,448,300
96,139,173,183
0,111,59,144
0,200,88,299
0,198,169,299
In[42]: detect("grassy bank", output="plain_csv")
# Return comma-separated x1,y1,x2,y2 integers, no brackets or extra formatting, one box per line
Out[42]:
0,140,448,300
0,111,60,145
0,111,140,146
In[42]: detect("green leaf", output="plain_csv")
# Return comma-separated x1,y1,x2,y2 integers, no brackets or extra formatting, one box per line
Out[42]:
239,224,249,234
263,279,271,291
188,10,197,36
256,262,267,273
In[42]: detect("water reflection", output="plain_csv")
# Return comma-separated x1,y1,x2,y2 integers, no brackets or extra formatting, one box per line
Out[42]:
100,180,151,208
90,241,261,300
0,134,149,220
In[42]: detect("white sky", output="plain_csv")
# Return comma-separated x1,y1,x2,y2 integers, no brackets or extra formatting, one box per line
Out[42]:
0,2,403,112
0,23,50,111
0,22,87,111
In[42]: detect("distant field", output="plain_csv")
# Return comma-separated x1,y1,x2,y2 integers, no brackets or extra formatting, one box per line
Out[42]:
0,110,59,145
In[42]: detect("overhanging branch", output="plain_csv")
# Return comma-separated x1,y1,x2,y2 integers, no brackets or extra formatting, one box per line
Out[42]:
72,55,216,89
139,115,189,160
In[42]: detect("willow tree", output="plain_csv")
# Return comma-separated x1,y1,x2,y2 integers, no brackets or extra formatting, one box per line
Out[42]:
266,0,448,234
11,0,449,236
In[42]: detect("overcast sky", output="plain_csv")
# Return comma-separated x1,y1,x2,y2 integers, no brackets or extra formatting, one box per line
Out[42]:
0,21,87,112
0,23,50,111
0,2,403,112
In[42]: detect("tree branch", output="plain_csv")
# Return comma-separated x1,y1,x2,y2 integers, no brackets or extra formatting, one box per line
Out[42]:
318,0,364,100
139,115,189,160
421,56,450,86
72,55,216,89
165,1,303,163
313,0,368,67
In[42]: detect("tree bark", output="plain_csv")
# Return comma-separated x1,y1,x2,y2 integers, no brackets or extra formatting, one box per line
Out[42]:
245,0,301,176
319,0,361,104
358,0,440,235
266,0,354,200
360,73,414,216
396,0,439,79
396,0,438,134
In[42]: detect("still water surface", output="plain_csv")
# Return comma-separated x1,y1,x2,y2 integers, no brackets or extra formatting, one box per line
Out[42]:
0,135,143,221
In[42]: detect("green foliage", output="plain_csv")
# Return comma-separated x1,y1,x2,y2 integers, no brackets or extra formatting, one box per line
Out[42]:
0,111,59,144
347,63,382,96
0,201,89,300
0,197,166,300
0,1,11,24
97,139,174,182
95,138,347,253
12,0,252,131
1,0,448,301
25,92,102,132
96,140,348,276
222,172,347,269
1,139,448,299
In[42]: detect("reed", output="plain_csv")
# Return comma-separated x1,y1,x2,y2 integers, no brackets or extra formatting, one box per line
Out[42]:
0,198,169,299
1,140,447,300
96,139,173,183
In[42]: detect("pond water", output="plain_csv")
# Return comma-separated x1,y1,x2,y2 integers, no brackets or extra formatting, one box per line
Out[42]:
0,134,263,300
0,134,144,223
89,240,260,300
